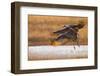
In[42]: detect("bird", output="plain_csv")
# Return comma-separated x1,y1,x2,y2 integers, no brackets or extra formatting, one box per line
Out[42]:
51,22,85,49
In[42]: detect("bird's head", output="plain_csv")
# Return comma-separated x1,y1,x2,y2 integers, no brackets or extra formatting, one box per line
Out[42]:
78,21,85,29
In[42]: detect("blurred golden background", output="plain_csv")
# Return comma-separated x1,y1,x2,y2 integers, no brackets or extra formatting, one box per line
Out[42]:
28,15,88,46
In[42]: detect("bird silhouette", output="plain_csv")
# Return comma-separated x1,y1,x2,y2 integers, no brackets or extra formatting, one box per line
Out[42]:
52,22,85,49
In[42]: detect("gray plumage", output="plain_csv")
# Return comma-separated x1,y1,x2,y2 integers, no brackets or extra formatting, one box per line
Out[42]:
53,23,85,47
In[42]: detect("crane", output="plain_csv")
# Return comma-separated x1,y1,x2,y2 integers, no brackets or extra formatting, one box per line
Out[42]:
51,22,85,49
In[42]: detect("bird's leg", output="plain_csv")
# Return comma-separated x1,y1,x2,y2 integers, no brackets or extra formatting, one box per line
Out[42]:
73,45,76,50
76,39,80,47
72,40,76,50
73,44,76,50
77,32,80,47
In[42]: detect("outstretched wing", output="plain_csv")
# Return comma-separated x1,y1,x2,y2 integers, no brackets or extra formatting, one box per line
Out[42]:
53,25,70,34
53,24,78,34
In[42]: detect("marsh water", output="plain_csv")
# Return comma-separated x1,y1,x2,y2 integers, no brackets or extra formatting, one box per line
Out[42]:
28,45,88,60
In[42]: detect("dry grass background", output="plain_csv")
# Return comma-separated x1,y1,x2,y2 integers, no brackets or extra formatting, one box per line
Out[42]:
28,15,88,46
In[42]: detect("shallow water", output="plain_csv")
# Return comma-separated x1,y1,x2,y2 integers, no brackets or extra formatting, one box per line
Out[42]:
28,45,88,60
